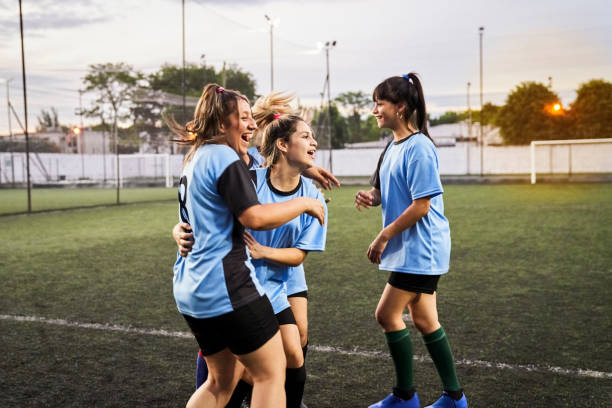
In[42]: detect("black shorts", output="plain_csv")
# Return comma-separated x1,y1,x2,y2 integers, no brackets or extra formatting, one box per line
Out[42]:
388,272,440,294
276,306,297,326
183,295,279,356
287,290,308,299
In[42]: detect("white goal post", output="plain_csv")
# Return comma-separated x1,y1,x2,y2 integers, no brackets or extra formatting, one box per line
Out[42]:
530,138,612,184
117,154,173,188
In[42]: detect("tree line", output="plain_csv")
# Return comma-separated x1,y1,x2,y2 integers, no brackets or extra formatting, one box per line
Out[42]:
12,63,611,153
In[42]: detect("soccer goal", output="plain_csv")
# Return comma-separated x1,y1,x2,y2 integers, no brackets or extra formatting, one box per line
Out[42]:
530,138,612,184
118,154,173,188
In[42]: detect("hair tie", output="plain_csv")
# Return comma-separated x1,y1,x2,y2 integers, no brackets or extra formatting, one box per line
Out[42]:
273,113,282,119
216,86,225,93
401,74,412,83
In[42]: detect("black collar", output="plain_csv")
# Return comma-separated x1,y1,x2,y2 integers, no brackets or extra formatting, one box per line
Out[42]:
394,131,420,145
266,167,302,196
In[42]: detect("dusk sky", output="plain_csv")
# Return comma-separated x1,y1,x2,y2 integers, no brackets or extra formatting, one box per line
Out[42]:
0,0,611,134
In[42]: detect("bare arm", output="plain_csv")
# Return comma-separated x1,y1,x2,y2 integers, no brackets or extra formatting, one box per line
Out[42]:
367,197,431,264
302,166,340,190
354,187,381,211
243,231,307,267
239,197,325,231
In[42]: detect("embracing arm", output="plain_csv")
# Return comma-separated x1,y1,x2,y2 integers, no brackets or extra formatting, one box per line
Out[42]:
243,231,307,267
238,197,325,231
302,166,340,190
367,197,431,264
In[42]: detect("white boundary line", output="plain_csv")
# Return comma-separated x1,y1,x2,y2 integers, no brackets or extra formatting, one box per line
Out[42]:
2,314,611,380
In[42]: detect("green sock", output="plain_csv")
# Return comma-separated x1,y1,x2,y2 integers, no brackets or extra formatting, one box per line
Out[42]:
385,328,414,393
423,327,461,391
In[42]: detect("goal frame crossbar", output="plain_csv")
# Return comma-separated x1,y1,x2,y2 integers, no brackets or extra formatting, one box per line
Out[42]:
530,138,612,184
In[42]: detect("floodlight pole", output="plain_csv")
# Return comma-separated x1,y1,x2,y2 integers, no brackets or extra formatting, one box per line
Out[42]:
479,26,484,177
19,0,31,212
265,15,275,92
325,41,336,173
78,89,85,179
182,0,186,121
466,81,471,175
4,78,15,186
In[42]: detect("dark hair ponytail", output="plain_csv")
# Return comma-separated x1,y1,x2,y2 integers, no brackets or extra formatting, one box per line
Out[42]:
372,72,433,144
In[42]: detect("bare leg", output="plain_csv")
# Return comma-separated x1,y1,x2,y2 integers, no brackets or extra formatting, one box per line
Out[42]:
186,348,243,408
236,331,286,408
288,297,308,348
375,283,419,332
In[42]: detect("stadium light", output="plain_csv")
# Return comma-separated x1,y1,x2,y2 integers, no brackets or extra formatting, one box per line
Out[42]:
72,126,81,136
264,14,279,92
546,102,564,116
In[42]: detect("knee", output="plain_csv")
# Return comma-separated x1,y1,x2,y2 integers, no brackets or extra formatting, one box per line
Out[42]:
285,346,304,369
298,330,308,348
375,308,400,331
411,315,439,334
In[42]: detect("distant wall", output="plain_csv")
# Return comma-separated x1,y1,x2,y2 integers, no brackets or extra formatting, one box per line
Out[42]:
1,141,611,185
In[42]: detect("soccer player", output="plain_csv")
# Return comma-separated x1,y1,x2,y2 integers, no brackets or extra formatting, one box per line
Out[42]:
175,94,328,408
168,83,325,408
355,74,468,408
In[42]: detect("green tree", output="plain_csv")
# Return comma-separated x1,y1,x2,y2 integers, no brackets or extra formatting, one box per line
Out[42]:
569,79,612,139
36,107,61,131
429,111,462,126
335,91,371,143
311,103,348,149
496,82,566,145
148,63,217,97
82,62,143,154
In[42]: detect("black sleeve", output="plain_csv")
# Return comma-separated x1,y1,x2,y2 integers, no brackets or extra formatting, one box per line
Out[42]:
369,140,393,190
217,160,260,217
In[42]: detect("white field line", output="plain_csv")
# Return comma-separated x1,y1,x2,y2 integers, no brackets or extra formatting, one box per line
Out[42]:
2,314,611,380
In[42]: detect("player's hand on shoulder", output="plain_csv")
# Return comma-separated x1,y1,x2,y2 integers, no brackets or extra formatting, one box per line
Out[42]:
301,197,325,226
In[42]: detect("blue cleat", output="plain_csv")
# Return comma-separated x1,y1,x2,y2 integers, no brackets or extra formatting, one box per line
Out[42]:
425,391,468,408
368,392,420,408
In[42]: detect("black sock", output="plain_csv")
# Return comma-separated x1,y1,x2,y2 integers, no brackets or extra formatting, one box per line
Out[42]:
285,365,307,408
444,388,464,401
392,386,415,401
225,380,252,408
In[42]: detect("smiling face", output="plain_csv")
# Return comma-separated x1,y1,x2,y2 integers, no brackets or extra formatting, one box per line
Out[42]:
221,98,257,156
280,120,317,171
372,98,405,130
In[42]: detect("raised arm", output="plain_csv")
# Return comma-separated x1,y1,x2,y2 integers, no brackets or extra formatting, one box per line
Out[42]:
238,197,325,231
354,187,382,211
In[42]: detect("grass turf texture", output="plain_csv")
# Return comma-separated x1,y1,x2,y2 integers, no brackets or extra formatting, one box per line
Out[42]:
0,187,175,215
1,184,611,407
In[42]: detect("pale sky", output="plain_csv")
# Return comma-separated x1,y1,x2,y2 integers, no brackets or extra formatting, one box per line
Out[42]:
0,0,611,135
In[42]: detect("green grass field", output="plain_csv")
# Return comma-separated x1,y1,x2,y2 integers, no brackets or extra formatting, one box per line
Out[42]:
0,187,175,215
1,184,611,407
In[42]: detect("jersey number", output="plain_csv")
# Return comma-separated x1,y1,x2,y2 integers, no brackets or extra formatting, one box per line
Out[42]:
178,176,190,223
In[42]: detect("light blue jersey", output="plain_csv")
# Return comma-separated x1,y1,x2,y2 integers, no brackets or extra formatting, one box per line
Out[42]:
371,133,450,275
249,167,327,313
173,144,265,319
247,147,265,169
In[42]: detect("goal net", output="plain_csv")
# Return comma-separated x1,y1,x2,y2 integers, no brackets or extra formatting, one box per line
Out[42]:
530,138,612,184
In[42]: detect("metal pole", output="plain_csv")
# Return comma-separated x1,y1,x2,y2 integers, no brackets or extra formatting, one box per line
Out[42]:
182,0,186,121
325,41,336,173
78,90,85,179
18,0,32,212
479,26,484,177
265,15,274,92
5,79,15,186
467,81,471,175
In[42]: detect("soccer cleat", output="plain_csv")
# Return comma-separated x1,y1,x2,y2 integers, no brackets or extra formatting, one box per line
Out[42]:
425,391,468,408
368,392,420,408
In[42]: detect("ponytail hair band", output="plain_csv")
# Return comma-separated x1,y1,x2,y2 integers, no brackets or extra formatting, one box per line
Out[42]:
401,74,413,83
273,113,282,119
216,86,225,93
